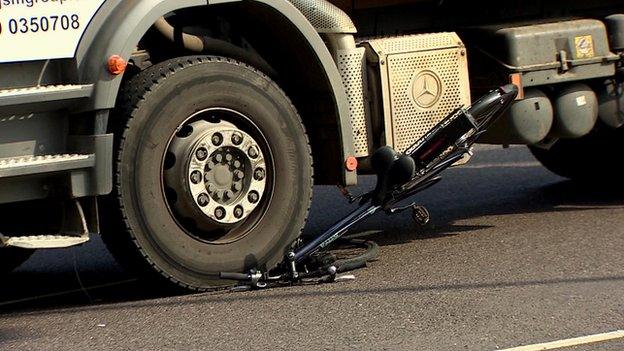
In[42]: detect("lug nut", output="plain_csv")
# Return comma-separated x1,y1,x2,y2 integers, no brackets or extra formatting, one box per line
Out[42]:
211,133,223,146
207,184,217,193
195,147,208,161
206,161,215,171
233,160,242,169
197,193,210,207
215,154,223,163
253,168,265,181
225,154,233,162
214,207,226,220
214,190,223,200
231,133,243,145
190,171,203,184
232,182,243,192
234,206,244,219
248,191,260,204
248,146,259,159
224,190,234,200
234,170,245,180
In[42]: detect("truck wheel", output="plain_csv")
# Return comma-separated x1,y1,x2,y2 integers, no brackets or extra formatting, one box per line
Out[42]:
529,126,623,182
0,248,34,274
101,56,313,291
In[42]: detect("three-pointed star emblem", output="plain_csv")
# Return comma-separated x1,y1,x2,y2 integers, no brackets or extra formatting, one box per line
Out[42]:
411,70,442,109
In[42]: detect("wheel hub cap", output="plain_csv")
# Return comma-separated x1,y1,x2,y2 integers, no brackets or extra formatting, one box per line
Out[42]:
164,117,268,228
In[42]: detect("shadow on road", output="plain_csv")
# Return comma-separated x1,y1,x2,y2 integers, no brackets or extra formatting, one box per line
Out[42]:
329,175,624,251
2,146,624,314
5,273,624,319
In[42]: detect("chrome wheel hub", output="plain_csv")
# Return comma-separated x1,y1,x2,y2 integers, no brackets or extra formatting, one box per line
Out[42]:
164,112,269,236
187,125,267,224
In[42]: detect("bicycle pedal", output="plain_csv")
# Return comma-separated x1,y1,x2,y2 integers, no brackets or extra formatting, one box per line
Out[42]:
411,205,430,226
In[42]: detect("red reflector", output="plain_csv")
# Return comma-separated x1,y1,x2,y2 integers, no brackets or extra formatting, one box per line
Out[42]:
108,55,127,75
345,156,358,172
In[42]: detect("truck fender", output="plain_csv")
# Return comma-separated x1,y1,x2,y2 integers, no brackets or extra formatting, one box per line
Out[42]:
76,0,355,184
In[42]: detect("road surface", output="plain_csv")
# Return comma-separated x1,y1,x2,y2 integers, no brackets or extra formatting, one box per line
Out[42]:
1,145,623,350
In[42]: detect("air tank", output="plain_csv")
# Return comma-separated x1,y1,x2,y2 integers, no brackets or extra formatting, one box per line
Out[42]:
482,89,553,145
549,83,598,139
598,79,624,128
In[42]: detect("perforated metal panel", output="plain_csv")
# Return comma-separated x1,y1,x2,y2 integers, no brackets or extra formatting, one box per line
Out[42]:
365,33,471,152
368,34,459,54
287,0,357,34
337,48,370,157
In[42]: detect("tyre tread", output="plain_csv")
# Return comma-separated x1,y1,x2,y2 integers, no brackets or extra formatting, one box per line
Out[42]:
102,56,313,291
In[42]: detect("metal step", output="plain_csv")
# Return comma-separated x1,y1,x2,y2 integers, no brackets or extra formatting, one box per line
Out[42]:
0,84,94,107
0,154,96,178
0,234,89,249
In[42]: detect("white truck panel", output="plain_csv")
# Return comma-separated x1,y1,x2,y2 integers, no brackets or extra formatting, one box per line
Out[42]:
0,0,105,63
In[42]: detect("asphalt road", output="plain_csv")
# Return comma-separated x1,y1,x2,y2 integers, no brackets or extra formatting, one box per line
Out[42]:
1,145,623,350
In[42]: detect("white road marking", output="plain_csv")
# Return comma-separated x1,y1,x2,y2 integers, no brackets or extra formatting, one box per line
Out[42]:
500,330,624,351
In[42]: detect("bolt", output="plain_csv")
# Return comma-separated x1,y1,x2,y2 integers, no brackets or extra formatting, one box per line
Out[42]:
207,184,217,193
195,147,208,161
190,171,203,184
253,168,265,181
248,146,259,159
231,133,243,145
206,161,215,171
234,170,245,180
225,154,233,162
224,190,234,200
248,191,260,204
215,154,223,163
197,193,210,207
211,133,223,146
214,190,223,200
234,206,244,219
232,182,243,192
233,160,242,169
214,207,226,220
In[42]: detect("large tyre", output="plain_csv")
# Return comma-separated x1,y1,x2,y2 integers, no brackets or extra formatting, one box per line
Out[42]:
101,56,313,291
529,126,624,182
0,248,34,274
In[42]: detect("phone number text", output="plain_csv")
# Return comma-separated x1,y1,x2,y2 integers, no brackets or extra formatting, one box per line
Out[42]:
1,14,80,35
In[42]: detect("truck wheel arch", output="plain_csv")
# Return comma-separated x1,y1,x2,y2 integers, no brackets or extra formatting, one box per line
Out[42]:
76,0,356,185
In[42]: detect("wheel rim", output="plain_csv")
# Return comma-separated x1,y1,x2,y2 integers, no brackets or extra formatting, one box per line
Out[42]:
162,108,274,244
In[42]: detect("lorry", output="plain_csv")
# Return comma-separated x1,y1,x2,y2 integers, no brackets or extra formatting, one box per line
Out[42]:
1,0,623,291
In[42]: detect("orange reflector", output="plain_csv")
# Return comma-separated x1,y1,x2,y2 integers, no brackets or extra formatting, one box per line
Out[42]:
345,156,358,172
107,55,127,75
509,73,525,100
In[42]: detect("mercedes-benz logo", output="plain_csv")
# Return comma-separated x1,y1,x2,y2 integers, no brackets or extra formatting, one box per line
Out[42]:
411,70,442,109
